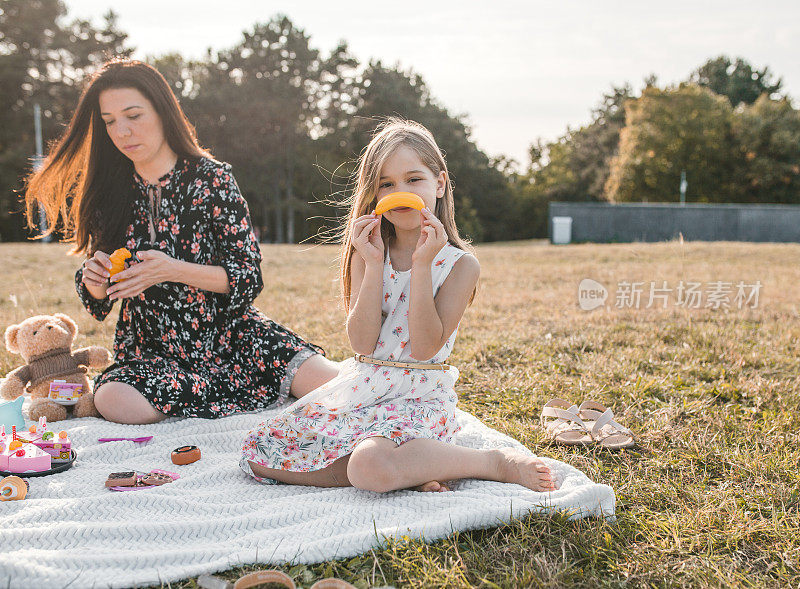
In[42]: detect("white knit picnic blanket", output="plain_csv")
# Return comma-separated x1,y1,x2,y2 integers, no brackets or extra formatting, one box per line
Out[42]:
0,407,615,588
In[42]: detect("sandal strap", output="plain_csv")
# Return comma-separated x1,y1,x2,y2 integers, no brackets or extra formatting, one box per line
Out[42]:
542,398,573,411
310,579,358,589
541,405,582,423
552,421,588,437
578,399,608,415
590,408,632,439
541,402,590,439
234,570,296,589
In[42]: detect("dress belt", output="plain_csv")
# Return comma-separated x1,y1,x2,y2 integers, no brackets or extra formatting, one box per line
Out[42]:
354,353,451,371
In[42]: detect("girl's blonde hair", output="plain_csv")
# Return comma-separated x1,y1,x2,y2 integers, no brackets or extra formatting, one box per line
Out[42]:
339,118,475,311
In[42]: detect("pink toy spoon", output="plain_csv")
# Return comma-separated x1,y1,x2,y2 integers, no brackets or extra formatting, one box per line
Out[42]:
97,436,153,443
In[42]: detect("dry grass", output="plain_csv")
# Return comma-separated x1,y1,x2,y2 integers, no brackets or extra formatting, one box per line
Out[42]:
1,240,799,588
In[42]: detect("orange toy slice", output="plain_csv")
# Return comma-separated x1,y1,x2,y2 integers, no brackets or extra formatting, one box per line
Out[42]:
374,192,426,215
108,248,132,277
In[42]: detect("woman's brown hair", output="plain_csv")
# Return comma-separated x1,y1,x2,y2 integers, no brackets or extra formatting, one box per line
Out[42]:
339,118,476,312
23,59,210,255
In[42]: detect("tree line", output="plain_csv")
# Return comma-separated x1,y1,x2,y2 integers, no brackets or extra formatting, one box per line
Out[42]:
2,1,797,244
506,57,798,237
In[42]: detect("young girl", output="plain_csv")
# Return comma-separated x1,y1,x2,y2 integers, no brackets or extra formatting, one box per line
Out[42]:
240,119,558,494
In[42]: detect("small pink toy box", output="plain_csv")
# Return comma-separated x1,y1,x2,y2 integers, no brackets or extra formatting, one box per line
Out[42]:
48,380,83,406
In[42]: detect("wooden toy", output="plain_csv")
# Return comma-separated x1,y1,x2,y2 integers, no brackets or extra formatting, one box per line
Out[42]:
25,418,72,464
0,475,29,501
0,418,75,475
108,469,179,491
105,471,137,487
142,472,173,486
373,192,426,215
171,445,201,465
0,428,51,472
48,380,83,405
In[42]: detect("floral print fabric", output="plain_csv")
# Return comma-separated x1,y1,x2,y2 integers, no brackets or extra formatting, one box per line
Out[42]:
241,244,467,482
75,157,323,418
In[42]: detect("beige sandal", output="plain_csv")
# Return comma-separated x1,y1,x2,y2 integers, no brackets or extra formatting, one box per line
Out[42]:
234,571,296,588
577,400,636,450
541,398,593,446
199,570,357,589
310,579,358,589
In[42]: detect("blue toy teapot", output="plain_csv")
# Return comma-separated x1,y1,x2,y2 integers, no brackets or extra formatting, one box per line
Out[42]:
0,397,25,429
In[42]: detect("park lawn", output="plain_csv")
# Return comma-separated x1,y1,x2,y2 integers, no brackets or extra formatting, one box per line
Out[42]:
1,239,798,588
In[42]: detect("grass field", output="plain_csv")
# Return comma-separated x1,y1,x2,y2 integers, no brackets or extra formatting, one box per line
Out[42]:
1,240,799,588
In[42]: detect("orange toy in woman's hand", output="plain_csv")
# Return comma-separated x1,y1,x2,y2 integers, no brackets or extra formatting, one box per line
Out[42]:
108,248,132,278
373,192,426,215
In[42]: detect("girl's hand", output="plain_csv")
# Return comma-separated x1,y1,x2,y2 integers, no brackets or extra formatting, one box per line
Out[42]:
107,249,176,300
412,208,447,267
351,213,384,266
81,251,112,289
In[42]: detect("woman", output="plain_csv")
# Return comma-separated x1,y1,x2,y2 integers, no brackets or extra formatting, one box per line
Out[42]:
23,59,339,424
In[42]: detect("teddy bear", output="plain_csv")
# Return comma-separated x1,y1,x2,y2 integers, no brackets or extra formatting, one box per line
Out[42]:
1,313,111,422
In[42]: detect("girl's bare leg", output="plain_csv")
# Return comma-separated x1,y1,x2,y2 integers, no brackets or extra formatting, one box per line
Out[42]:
279,355,447,492
346,438,557,493
248,437,557,493
248,454,352,487
246,455,445,492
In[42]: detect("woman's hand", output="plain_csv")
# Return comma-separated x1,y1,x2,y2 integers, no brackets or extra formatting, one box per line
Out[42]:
107,249,176,301
81,251,112,288
351,213,384,267
411,208,447,268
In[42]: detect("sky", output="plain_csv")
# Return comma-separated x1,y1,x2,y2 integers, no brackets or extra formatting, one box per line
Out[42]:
66,0,800,165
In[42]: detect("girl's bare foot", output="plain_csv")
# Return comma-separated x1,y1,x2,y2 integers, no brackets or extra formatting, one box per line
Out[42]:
493,448,559,492
414,480,451,492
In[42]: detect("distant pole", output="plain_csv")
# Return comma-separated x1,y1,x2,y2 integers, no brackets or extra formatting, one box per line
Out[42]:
679,169,687,206
33,103,50,242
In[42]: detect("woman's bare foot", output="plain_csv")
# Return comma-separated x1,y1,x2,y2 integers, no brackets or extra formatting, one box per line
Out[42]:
493,448,559,492
414,480,451,492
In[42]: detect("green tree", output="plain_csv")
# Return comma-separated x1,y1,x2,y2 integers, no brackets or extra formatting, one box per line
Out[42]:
506,85,632,238
171,16,341,243
152,27,526,244
691,55,783,107
0,0,131,240
733,96,800,203
534,85,630,201
347,61,516,242
605,84,737,203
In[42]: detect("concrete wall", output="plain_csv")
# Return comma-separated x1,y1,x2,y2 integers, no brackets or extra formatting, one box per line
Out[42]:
548,202,800,243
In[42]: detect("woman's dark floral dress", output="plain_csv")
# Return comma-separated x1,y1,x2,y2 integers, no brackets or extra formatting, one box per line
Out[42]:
75,157,324,418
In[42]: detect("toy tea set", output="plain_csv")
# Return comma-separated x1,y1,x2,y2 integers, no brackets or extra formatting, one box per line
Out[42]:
0,304,201,501
0,396,203,499
0,409,203,500
0,415,75,502
0,418,74,476
103,445,201,491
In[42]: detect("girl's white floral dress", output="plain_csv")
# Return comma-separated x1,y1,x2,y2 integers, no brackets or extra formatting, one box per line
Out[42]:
240,243,468,482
